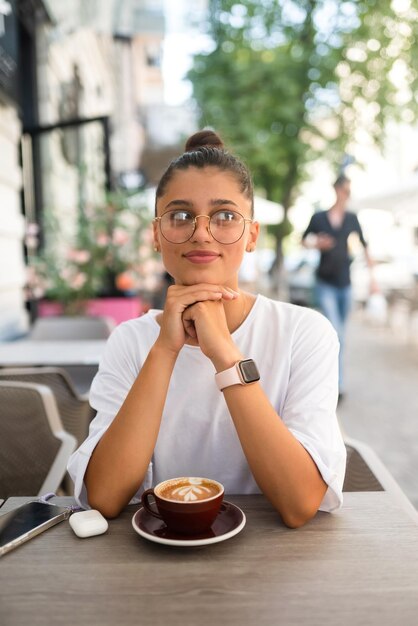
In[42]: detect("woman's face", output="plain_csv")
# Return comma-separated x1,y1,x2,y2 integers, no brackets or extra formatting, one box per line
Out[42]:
154,167,259,288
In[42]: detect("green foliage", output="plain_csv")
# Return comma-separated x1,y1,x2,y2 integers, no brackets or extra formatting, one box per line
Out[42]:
188,0,418,220
267,217,294,241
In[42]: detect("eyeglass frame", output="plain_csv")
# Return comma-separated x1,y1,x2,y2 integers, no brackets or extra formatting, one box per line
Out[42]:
153,210,254,245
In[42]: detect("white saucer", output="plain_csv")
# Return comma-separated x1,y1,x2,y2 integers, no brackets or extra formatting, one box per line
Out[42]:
132,500,246,547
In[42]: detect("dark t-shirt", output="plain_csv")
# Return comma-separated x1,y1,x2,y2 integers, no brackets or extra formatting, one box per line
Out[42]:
302,210,367,287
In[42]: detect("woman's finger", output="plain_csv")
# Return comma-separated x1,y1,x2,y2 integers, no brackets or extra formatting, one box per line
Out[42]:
166,285,239,310
166,290,222,311
183,317,197,339
169,284,238,299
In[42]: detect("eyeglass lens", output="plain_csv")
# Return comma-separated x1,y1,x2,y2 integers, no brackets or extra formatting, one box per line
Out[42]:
159,210,246,244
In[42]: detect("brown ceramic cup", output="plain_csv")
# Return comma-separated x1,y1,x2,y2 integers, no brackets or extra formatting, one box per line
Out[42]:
141,477,224,535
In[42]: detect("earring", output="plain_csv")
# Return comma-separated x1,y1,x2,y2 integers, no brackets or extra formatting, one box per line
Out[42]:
154,245,160,253
246,244,255,252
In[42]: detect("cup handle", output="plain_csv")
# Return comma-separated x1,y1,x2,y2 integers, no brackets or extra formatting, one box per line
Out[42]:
141,489,163,519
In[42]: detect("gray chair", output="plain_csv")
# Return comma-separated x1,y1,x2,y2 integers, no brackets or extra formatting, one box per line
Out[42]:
56,364,99,396
0,381,76,499
343,440,384,492
343,436,416,519
0,367,96,447
30,315,114,340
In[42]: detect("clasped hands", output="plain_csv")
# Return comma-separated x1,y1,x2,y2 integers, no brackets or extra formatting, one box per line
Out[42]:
157,283,241,361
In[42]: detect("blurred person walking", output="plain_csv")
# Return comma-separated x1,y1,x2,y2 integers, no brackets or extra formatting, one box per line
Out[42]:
301,175,375,399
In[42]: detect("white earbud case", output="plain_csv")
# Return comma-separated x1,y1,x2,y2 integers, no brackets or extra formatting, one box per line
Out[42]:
69,509,108,538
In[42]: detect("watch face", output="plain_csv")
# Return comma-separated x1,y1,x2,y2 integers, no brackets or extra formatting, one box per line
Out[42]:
239,359,260,384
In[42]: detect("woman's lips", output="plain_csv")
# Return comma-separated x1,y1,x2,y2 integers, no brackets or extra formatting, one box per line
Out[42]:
183,250,220,264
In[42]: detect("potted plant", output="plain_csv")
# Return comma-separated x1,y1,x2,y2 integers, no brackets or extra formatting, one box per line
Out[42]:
26,190,163,323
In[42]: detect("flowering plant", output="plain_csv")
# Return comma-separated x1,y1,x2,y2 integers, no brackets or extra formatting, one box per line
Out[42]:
26,191,163,314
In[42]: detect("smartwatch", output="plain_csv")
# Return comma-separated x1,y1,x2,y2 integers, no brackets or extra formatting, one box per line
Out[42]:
215,359,260,391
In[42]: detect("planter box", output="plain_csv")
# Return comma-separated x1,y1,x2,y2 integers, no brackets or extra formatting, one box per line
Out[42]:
38,297,147,326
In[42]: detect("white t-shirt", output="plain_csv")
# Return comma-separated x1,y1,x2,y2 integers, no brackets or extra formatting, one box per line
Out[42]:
68,294,346,512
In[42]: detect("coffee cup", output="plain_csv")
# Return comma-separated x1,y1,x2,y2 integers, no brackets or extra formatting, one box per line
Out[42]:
141,477,224,535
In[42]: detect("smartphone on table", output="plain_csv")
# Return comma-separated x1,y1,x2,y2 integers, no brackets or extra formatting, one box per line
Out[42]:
0,500,71,557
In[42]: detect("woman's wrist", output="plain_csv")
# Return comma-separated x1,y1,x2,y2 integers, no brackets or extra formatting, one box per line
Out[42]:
152,337,182,362
210,344,244,373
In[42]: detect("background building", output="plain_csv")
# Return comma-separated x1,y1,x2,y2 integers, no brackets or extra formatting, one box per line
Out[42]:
0,0,168,340
0,0,44,340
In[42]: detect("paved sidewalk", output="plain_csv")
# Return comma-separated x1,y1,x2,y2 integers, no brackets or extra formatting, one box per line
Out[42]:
337,310,418,509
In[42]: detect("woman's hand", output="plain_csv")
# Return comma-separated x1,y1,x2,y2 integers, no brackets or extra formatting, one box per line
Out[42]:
156,284,238,356
182,296,242,365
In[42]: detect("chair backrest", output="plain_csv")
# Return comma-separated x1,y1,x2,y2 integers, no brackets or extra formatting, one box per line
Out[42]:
30,316,114,340
0,367,96,447
343,436,417,521
0,381,76,499
58,364,98,396
343,444,384,492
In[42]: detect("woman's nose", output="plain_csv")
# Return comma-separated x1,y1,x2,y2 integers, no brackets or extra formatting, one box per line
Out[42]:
190,214,212,241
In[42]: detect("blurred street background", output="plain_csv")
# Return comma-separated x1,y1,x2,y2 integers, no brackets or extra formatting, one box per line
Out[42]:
1,1,417,505
338,309,418,509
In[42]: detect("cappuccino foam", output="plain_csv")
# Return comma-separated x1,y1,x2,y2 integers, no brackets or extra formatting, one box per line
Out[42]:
159,478,220,502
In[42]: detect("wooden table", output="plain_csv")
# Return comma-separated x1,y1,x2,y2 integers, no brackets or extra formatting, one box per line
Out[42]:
1,493,418,626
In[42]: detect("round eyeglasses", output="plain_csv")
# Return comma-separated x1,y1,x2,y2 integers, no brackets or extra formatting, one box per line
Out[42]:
154,209,253,245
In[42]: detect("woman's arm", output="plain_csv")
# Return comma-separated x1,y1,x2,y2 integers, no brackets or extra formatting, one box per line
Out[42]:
84,342,177,518
219,382,328,528
183,298,332,528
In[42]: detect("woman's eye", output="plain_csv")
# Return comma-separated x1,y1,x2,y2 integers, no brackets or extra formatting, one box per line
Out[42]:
215,211,239,223
172,211,192,223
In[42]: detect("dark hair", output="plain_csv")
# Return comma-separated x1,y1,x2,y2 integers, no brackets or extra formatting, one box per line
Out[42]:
155,130,254,215
334,174,351,188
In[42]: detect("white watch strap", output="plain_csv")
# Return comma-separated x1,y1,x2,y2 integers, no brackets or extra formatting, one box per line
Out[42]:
215,363,242,391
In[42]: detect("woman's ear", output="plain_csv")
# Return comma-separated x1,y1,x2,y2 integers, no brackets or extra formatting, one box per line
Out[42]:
153,221,161,253
246,220,260,252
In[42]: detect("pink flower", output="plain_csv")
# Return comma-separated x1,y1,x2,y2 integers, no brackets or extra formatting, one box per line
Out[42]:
143,228,154,244
26,266,37,281
142,259,159,274
67,249,91,264
112,228,130,245
138,244,149,258
69,272,87,289
32,286,45,298
60,267,73,281
96,233,110,247
143,274,159,291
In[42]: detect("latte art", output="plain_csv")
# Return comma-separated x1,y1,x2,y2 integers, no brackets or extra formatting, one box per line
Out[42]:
171,484,214,502
158,478,221,502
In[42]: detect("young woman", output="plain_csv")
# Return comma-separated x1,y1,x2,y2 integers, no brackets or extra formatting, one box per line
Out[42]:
68,130,346,528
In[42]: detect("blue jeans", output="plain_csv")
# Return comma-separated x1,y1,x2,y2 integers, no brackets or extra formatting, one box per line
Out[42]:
315,280,352,393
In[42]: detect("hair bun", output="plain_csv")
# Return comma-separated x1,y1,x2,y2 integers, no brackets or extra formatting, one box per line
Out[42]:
184,130,224,152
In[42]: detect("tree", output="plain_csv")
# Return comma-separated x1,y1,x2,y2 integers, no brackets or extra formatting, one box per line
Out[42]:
188,0,418,280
